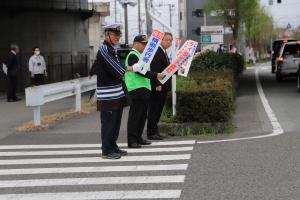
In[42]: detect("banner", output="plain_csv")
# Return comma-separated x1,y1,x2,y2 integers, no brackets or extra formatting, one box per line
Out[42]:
139,30,164,75
159,50,191,84
178,41,198,77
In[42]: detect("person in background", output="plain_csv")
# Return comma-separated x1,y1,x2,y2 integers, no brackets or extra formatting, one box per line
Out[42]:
125,35,165,148
229,44,237,53
147,32,173,140
89,23,142,159
4,44,21,102
217,44,224,54
28,47,47,86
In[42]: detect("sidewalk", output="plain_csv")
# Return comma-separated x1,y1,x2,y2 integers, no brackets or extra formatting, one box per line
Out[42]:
0,66,272,143
0,93,101,139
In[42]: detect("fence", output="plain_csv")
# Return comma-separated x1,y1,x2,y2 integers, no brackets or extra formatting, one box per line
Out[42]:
0,52,89,93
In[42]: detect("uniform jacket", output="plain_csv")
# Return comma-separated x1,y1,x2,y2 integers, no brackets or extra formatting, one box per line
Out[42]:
89,41,130,111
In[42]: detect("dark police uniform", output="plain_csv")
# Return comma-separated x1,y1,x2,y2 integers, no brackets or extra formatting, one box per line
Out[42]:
89,38,129,157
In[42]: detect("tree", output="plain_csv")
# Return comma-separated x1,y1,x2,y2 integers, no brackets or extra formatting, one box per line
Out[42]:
205,0,273,57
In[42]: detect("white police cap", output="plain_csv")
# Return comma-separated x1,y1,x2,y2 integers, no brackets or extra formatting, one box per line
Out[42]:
104,23,123,32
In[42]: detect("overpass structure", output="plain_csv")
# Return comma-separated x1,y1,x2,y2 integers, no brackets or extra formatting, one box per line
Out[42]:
0,0,109,93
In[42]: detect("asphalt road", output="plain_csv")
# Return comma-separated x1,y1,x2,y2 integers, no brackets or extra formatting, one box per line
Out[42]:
0,63,299,200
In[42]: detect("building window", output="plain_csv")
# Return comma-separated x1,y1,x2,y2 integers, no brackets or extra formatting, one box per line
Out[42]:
180,12,182,20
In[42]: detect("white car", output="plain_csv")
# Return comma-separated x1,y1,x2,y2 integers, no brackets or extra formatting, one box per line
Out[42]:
276,41,300,82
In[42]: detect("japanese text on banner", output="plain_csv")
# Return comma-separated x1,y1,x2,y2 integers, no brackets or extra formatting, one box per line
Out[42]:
139,30,164,75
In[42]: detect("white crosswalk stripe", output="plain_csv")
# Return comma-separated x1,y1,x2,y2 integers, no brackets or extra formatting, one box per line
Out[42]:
0,140,194,199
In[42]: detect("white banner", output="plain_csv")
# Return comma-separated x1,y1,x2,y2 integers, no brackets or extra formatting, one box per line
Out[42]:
159,50,191,84
178,41,198,77
139,29,165,75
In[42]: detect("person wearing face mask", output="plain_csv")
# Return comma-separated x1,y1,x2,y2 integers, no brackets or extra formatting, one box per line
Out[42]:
147,32,173,140
28,47,47,86
89,23,143,159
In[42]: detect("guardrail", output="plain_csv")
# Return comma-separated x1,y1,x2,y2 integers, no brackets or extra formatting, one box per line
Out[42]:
25,76,96,126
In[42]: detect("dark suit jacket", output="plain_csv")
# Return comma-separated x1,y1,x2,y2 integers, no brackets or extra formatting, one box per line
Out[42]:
150,47,171,92
4,52,19,77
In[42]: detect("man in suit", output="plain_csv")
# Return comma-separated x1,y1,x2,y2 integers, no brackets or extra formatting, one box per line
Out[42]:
4,44,21,102
147,32,173,140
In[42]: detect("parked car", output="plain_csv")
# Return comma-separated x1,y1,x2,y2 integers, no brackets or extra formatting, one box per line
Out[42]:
276,41,300,82
271,39,296,73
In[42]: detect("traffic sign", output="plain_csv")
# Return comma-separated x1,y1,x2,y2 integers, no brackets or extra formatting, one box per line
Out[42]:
201,35,211,43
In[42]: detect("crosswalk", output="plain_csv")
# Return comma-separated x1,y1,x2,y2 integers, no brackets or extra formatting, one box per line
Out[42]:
0,140,195,199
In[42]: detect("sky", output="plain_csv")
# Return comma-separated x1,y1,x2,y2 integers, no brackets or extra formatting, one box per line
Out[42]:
260,0,300,28
89,0,179,44
89,0,300,43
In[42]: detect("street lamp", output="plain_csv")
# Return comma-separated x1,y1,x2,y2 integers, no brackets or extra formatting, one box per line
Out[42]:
119,0,137,45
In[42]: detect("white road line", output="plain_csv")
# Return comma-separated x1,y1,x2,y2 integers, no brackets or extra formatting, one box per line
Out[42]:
0,164,188,175
0,190,182,200
0,154,191,165
0,175,185,188
197,65,284,144
0,140,195,150
0,147,193,157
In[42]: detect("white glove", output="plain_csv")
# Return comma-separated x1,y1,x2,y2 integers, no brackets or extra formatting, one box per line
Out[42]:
132,63,143,72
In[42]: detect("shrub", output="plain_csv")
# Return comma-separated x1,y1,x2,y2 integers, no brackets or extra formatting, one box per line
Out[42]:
175,74,234,123
191,51,245,77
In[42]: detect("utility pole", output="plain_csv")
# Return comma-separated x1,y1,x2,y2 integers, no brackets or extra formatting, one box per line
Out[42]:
119,0,137,45
124,4,129,45
146,0,153,35
114,0,117,22
138,0,141,33
169,4,172,27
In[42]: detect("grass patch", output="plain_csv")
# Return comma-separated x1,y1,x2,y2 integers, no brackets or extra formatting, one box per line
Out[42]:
16,103,96,132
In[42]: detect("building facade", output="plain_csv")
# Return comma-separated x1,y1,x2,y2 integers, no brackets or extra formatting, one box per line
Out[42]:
0,0,104,92
178,0,233,50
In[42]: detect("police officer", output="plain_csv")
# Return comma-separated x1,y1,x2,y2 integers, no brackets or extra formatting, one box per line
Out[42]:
89,23,142,159
125,35,165,148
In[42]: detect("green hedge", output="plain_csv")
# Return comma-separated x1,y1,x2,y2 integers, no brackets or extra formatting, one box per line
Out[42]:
191,51,245,77
162,51,244,124
174,71,235,123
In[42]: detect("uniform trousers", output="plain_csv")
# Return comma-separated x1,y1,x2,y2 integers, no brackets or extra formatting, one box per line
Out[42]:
127,89,150,145
100,109,123,155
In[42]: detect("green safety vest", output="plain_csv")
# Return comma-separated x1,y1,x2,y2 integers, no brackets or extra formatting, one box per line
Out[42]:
125,50,151,92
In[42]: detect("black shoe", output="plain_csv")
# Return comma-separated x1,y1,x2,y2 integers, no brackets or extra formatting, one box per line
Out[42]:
14,97,22,101
148,134,163,140
102,153,121,159
138,139,152,145
117,149,128,156
128,143,142,148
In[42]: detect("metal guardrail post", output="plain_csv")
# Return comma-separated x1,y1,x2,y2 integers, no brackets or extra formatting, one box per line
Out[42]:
75,81,81,112
33,106,41,126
